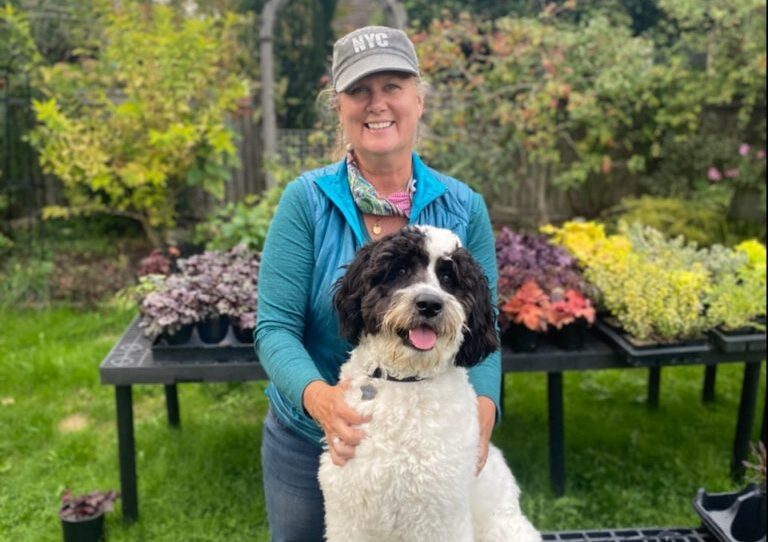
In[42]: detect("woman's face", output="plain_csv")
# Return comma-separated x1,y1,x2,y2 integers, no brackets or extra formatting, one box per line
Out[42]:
337,71,424,165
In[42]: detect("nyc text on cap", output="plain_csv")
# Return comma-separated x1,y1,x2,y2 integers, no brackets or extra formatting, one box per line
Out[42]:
332,26,420,92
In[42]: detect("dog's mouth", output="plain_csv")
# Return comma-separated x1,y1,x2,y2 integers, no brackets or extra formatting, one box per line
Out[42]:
399,325,438,351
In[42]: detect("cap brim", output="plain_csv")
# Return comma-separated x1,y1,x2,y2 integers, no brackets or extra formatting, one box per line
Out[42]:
335,53,419,92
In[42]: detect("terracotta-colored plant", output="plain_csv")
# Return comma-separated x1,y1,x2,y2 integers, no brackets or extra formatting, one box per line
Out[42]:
546,288,596,329
501,280,550,332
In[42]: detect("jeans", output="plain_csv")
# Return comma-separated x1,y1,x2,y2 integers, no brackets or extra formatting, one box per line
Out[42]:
261,409,326,542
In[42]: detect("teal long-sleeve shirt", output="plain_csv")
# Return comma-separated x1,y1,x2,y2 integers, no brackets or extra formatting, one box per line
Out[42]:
254,154,501,444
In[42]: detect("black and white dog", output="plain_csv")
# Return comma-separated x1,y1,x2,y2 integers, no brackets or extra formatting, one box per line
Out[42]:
318,225,541,542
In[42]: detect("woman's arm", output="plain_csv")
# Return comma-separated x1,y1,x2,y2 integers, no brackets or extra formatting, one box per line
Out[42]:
254,180,325,411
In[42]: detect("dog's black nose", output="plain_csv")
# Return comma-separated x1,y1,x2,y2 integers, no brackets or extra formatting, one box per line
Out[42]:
415,294,443,318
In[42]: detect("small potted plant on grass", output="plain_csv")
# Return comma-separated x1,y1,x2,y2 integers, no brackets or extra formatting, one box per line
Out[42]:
59,489,119,542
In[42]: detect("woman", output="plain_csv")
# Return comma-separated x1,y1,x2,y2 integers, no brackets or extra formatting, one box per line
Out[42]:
255,25,501,541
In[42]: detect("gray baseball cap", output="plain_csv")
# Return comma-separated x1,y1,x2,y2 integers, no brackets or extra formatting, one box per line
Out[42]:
332,26,420,92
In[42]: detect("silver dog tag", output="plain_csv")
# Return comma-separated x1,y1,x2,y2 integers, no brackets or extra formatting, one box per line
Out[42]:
360,384,377,401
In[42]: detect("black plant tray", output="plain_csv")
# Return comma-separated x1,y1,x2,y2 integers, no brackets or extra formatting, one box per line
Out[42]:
543,527,715,542
693,484,766,542
151,327,254,363
708,327,766,354
595,319,711,367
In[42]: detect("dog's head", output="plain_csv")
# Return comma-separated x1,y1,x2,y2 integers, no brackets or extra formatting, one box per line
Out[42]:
333,226,498,372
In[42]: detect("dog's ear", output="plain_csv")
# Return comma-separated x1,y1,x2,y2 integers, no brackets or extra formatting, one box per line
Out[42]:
333,241,377,345
451,248,499,368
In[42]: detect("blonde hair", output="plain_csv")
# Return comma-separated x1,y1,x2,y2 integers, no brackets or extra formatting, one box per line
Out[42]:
316,75,430,159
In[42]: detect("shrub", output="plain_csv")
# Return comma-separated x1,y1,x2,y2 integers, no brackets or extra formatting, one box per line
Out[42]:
26,3,251,247
194,148,330,252
604,195,730,247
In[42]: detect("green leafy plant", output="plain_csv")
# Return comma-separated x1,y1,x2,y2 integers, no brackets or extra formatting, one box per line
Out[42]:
706,239,767,332
26,3,251,247
742,441,767,493
195,146,330,251
604,195,731,247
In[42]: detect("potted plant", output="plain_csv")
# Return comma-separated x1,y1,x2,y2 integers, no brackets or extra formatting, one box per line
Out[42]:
59,489,119,542
543,221,717,362
210,245,260,344
694,441,766,542
547,288,597,350
179,250,232,343
138,274,201,344
496,228,596,350
706,239,767,352
500,280,549,351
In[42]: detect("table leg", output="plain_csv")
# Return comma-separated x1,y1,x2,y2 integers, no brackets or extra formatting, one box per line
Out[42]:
647,367,661,409
548,372,565,496
703,365,717,403
164,384,180,428
731,361,762,480
115,385,138,522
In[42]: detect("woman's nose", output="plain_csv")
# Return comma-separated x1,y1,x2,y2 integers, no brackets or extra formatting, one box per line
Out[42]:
366,90,387,113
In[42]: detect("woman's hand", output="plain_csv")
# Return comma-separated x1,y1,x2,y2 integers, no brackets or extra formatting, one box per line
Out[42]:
476,396,496,475
303,380,371,466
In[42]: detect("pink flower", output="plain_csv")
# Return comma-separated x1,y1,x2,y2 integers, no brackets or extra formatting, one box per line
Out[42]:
724,168,740,178
758,150,766,160
708,167,722,182
739,143,751,156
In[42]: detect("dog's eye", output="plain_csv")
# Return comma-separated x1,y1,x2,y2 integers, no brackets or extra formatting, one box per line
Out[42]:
440,272,455,286
396,267,408,277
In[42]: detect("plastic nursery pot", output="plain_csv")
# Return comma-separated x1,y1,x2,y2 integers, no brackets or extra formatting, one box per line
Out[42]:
196,315,230,344
551,318,588,350
232,325,255,344
160,323,194,345
503,323,541,352
693,484,766,542
60,512,105,542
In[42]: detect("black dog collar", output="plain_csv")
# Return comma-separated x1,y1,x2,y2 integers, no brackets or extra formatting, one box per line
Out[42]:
370,367,424,383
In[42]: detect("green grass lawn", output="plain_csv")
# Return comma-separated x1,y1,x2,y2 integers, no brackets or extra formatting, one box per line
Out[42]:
0,306,764,541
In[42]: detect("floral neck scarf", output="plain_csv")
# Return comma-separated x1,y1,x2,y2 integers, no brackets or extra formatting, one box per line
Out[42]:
347,150,415,218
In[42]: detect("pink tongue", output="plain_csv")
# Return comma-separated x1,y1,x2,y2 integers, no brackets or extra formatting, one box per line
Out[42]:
409,326,438,351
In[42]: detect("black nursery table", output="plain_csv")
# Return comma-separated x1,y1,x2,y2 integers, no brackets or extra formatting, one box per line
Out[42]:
100,318,766,522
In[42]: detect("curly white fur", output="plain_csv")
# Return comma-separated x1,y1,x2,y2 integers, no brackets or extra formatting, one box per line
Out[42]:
319,226,542,542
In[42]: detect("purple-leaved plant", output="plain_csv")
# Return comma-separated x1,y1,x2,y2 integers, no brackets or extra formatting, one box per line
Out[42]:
138,245,260,338
495,227,594,331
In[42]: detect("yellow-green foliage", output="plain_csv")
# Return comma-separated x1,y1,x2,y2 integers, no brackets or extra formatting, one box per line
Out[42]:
606,196,730,247
543,220,766,342
26,4,251,246
706,240,768,330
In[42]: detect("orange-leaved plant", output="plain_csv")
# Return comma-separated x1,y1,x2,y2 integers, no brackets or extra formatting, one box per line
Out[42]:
501,280,550,332
546,288,596,330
